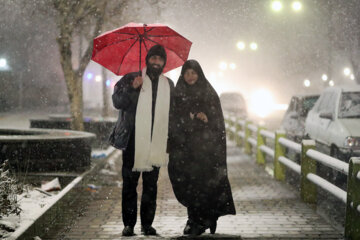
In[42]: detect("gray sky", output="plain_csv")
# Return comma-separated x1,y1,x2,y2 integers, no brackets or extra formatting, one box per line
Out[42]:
155,0,358,103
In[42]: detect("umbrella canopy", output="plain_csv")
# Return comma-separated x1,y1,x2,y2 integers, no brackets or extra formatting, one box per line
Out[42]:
91,22,192,76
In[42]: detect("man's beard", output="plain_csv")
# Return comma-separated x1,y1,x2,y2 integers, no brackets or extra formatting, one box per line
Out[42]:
147,64,163,77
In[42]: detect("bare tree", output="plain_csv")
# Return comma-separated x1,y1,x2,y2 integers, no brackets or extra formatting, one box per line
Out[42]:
47,0,161,130
5,0,162,128
52,1,109,130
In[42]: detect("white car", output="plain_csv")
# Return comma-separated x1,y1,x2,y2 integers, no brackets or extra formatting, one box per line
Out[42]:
305,85,360,162
281,94,319,143
220,92,247,118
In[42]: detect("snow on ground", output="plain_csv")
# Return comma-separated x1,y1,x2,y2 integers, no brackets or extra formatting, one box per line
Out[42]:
1,188,59,239
0,112,118,238
0,147,115,239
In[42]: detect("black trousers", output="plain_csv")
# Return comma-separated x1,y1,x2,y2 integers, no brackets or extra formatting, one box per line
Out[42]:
122,133,160,228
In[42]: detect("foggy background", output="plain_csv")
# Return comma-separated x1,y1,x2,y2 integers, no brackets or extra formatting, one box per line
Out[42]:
0,0,359,127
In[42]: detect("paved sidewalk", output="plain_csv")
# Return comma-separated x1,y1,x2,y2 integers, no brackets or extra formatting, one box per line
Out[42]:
47,141,343,239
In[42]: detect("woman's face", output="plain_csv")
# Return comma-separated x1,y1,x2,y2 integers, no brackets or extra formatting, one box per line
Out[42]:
184,68,198,85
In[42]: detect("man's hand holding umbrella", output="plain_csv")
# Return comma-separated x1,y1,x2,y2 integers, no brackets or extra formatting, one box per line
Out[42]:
132,76,143,89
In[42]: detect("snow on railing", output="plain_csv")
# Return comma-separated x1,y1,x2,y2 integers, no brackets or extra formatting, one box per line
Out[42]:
248,137,257,146
279,137,301,153
350,202,360,214
278,156,301,174
225,116,360,237
248,124,258,132
238,119,246,127
238,131,245,138
230,116,237,123
306,149,349,175
260,129,275,140
260,145,275,158
307,173,347,204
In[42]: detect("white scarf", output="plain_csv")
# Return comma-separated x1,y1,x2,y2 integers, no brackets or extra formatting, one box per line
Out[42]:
133,67,170,172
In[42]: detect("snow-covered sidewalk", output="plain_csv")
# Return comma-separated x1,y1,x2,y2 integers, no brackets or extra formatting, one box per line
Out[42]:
46,142,343,239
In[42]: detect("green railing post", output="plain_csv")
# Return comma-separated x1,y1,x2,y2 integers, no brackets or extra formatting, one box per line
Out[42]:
274,130,286,181
235,120,243,147
300,140,317,204
256,127,266,166
244,121,252,155
345,157,360,240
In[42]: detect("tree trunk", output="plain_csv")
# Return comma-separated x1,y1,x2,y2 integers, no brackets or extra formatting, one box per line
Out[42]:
57,31,84,131
70,74,84,130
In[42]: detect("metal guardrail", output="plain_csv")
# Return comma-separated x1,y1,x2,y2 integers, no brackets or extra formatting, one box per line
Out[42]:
307,173,347,204
279,137,301,153
248,137,257,146
260,145,274,158
260,129,275,140
306,149,349,175
248,124,258,132
238,132,245,138
278,156,301,174
225,115,360,239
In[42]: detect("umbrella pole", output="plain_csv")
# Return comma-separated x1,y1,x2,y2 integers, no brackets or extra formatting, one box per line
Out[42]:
139,37,142,75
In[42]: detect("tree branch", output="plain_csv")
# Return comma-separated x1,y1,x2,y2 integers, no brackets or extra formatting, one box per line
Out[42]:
77,1,108,76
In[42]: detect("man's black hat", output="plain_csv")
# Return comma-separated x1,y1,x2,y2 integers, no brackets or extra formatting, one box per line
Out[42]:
146,44,167,66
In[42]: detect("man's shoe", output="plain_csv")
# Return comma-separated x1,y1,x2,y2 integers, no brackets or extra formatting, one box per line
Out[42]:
122,226,134,236
141,225,157,235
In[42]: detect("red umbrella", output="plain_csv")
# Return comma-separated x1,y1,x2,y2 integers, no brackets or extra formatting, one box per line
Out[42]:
91,22,192,76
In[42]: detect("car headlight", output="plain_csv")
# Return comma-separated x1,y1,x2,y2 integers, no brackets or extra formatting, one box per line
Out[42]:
344,137,360,148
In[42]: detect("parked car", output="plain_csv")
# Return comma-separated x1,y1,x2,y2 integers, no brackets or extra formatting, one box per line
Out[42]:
305,85,360,162
281,94,319,143
220,92,247,118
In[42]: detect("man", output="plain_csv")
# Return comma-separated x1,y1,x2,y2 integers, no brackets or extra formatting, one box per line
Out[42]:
110,45,174,236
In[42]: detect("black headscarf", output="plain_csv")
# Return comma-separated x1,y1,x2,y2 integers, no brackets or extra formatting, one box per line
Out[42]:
175,59,217,114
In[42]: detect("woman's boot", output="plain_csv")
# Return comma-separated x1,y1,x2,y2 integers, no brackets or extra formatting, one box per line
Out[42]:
210,221,217,234
183,219,192,235
188,222,205,236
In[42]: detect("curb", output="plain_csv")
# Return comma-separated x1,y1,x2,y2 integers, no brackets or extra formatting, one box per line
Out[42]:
7,147,116,240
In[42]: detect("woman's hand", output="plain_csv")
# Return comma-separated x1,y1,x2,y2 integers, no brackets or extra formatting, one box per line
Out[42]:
190,112,195,120
196,112,208,123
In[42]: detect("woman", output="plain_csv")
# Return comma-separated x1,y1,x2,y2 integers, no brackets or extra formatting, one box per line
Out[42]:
168,60,236,236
